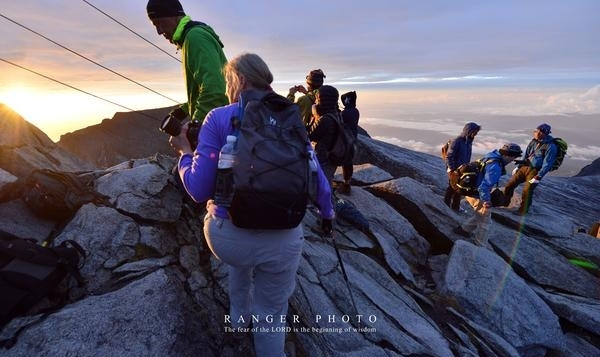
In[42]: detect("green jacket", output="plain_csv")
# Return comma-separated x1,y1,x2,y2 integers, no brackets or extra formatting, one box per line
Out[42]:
287,90,317,127
173,16,228,122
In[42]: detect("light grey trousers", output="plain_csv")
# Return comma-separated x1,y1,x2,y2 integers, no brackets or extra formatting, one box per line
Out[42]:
204,214,304,357
461,196,492,246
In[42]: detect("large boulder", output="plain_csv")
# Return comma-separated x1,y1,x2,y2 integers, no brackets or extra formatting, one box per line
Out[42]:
2,131,600,356
441,240,565,356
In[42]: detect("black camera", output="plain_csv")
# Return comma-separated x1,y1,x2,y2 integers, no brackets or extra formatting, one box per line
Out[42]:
513,159,529,166
159,113,200,150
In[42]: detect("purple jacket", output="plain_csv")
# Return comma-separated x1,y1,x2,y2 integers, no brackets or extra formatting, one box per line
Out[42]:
178,100,335,221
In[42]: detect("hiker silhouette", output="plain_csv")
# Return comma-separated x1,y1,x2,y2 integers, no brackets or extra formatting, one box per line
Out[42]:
307,85,341,186
287,69,326,128
338,91,360,195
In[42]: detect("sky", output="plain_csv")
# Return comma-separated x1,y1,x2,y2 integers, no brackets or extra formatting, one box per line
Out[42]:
1,0,599,172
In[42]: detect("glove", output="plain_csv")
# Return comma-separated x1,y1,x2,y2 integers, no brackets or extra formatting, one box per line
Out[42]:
321,218,333,237
528,175,541,184
511,167,519,176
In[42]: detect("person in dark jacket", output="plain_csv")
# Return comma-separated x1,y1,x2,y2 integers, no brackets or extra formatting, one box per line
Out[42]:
503,123,558,216
338,91,359,195
444,122,481,211
307,85,339,186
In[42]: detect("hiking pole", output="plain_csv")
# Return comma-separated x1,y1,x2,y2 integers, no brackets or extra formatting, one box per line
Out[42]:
329,232,361,327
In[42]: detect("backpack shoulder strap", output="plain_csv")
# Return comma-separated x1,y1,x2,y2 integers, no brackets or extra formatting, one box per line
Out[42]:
481,157,505,182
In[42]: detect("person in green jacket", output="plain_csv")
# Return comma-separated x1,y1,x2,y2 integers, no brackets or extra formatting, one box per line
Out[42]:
147,0,228,124
287,69,326,128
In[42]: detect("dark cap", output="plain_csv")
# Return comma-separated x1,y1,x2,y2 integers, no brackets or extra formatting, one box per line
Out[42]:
536,123,551,135
306,69,325,89
147,0,185,19
499,143,523,157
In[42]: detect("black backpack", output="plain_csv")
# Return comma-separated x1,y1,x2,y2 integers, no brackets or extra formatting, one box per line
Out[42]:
327,112,356,166
451,158,501,197
228,91,312,229
0,232,86,330
334,198,370,233
21,169,109,221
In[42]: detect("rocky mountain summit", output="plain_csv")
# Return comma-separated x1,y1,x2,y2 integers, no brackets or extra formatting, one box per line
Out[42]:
56,107,175,168
0,104,94,176
1,107,600,356
575,157,600,177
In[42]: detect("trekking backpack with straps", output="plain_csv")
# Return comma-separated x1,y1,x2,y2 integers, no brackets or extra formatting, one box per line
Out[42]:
549,138,568,171
228,90,314,229
0,231,86,331
450,158,502,197
22,169,109,221
327,112,356,166
0,169,110,223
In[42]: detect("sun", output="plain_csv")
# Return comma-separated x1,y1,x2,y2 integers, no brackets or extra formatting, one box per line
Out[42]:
0,85,65,130
1,85,32,117
0,85,102,141
1,84,181,142
1,85,66,138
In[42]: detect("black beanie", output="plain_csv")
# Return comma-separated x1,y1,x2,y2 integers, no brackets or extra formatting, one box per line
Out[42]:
306,69,325,89
147,0,185,19
317,85,339,113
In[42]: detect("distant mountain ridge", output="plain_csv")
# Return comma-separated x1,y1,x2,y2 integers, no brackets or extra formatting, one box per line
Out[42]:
575,157,600,177
58,106,600,177
57,106,175,168
3,103,600,177
0,104,93,176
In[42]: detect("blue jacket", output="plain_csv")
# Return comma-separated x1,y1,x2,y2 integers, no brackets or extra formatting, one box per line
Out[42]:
524,135,558,178
476,150,505,203
446,122,481,171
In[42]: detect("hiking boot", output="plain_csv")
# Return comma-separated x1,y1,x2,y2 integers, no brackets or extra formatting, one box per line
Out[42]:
337,182,351,195
453,226,472,238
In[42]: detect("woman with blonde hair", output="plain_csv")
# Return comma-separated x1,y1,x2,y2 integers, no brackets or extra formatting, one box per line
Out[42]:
169,53,334,356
